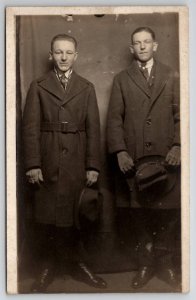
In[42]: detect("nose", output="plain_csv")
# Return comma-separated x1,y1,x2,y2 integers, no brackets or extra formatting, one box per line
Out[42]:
140,42,146,50
61,52,67,61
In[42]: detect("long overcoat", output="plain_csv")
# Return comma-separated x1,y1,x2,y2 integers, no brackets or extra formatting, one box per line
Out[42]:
23,70,100,227
107,60,180,209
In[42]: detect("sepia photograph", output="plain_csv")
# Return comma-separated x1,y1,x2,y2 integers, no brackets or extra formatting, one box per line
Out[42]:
6,6,189,294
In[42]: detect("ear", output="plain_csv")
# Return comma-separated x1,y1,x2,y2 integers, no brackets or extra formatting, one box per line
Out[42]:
48,51,53,61
153,42,158,52
129,45,134,54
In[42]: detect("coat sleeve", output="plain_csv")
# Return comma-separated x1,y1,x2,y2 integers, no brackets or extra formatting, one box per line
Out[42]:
22,81,41,171
85,85,101,172
171,71,180,146
107,75,127,154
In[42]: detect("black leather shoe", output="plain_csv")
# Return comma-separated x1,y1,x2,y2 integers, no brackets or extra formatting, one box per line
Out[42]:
131,266,154,289
158,267,177,287
31,267,54,293
73,262,107,289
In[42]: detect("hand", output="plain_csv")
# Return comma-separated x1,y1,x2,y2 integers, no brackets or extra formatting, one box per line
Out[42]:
165,146,181,166
26,168,44,185
86,170,99,187
117,151,134,174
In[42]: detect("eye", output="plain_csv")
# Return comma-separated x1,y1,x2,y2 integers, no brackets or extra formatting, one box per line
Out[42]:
144,39,153,44
67,51,74,55
54,50,62,54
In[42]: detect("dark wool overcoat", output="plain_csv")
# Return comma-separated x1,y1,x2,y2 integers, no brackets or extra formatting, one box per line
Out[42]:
107,60,181,209
23,70,100,226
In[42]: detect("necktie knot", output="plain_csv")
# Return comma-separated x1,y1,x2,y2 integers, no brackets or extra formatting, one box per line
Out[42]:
140,62,149,81
141,62,147,69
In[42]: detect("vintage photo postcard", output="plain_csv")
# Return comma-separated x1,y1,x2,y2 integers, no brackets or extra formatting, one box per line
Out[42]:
6,6,189,294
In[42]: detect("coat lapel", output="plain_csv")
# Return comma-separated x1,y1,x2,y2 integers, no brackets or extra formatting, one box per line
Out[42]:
38,70,65,104
127,60,170,113
127,60,151,98
61,71,88,105
149,61,169,106
38,70,88,106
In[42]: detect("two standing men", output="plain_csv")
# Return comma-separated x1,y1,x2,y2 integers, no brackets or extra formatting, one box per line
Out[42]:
23,27,180,291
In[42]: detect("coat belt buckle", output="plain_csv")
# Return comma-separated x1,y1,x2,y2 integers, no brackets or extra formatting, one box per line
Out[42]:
61,121,68,132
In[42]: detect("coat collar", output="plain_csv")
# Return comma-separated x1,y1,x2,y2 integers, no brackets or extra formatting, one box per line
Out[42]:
38,70,89,105
127,60,151,98
126,59,169,103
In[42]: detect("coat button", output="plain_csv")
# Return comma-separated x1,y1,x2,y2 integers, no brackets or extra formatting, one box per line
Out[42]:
145,142,152,149
60,106,65,110
146,119,152,126
62,148,68,155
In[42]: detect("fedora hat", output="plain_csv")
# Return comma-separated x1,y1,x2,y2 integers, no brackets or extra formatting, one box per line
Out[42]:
135,155,177,197
75,186,102,229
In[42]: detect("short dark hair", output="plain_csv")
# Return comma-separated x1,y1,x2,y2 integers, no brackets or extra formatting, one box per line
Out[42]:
51,34,78,51
131,27,156,43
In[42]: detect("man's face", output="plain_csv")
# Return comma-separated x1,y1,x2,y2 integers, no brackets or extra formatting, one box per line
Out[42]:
130,31,158,62
49,39,78,73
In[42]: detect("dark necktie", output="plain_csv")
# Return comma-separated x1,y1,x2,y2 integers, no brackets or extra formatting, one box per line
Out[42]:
140,62,149,81
60,74,69,90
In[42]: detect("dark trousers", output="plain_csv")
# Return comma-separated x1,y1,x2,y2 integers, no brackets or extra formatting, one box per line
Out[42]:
131,208,180,268
34,223,84,272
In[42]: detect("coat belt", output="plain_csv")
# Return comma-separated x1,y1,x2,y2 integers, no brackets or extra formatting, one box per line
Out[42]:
41,122,85,133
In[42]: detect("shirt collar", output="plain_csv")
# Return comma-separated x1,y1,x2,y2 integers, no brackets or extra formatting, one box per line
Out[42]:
54,67,73,79
137,58,154,69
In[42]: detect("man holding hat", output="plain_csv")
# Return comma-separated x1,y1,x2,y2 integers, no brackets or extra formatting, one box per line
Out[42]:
23,33,107,292
107,27,181,289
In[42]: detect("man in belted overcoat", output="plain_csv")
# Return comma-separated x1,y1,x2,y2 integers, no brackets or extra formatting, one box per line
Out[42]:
23,33,106,292
107,27,181,289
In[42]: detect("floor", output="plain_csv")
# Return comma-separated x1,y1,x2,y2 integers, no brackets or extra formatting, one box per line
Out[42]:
18,269,182,294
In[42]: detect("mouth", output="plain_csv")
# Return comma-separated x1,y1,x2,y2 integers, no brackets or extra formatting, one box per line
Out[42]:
139,52,148,54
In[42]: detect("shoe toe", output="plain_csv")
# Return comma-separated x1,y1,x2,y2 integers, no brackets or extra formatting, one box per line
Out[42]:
30,268,54,293
95,277,107,288
75,262,107,289
158,268,178,287
131,266,154,289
